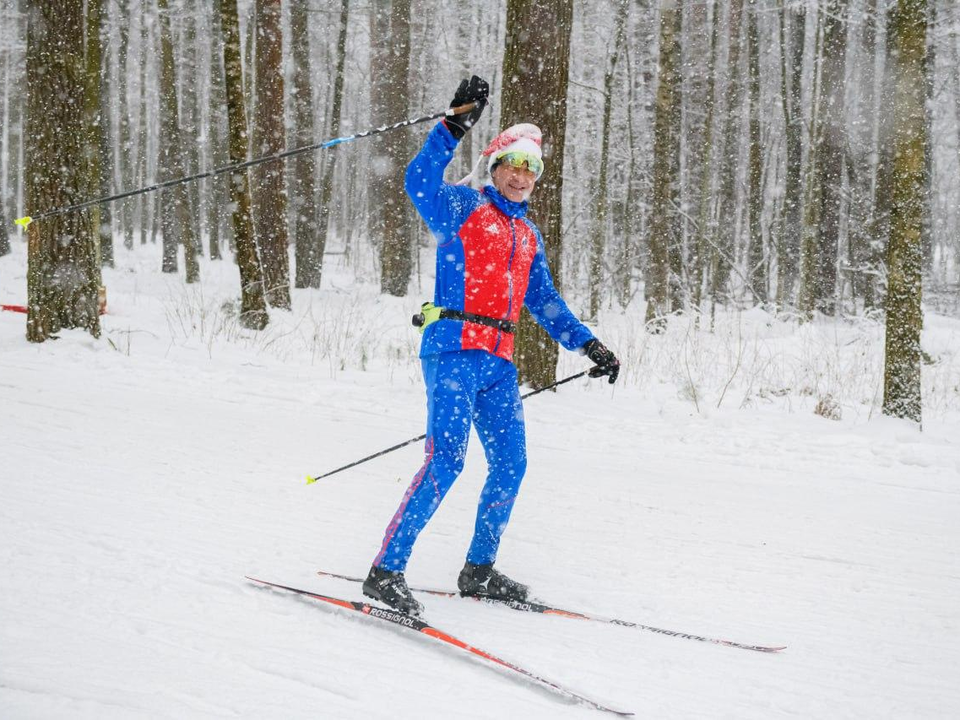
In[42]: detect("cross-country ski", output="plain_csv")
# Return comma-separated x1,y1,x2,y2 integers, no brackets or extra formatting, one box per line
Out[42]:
247,577,633,716
316,569,785,653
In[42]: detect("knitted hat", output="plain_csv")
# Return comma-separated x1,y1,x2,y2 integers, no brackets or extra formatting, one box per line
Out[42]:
456,123,544,185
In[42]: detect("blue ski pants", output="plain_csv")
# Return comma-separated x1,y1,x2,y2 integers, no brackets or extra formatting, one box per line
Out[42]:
374,350,527,572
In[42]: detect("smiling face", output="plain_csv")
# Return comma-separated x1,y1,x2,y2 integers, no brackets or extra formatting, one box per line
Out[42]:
491,161,537,203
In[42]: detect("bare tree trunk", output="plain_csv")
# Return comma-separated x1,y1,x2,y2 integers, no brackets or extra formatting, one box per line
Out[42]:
692,0,721,315
815,0,848,316
882,0,927,423
501,0,574,388
646,0,682,332
290,0,320,288
135,0,151,247
251,0,290,309
0,13,12,257
221,0,268,330
207,1,227,260
746,0,765,303
116,0,134,250
615,30,642,310
157,0,199,282
183,1,204,256
92,0,114,268
847,0,878,310
920,0,935,277
84,0,104,265
25,0,102,341
587,0,629,321
712,0,744,317
374,0,413,297
0,204,8,257
777,0,804,310
799,9,825,320
314,0,350,286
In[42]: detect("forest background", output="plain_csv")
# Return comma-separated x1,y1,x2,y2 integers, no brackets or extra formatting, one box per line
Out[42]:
0,0,958,422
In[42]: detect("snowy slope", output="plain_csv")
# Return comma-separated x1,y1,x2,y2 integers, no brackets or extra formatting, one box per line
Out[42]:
2,241,960,719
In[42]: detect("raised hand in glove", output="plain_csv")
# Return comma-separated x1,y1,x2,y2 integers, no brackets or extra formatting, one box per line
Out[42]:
582,338,620,385
444,75,489,140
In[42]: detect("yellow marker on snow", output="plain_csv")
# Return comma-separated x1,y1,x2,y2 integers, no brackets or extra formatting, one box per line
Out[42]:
14,216,32,229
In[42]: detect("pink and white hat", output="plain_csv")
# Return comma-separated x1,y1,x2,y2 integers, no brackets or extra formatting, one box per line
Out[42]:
457,123,544,185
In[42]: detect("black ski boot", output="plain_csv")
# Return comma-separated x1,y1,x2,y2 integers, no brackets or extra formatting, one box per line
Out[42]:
362,565,424,617
457,561,529,602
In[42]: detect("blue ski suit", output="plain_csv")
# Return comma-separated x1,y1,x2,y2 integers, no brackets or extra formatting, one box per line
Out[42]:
373,121,595,572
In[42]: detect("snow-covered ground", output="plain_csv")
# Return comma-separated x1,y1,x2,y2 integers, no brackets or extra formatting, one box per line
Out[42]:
2,239,959,719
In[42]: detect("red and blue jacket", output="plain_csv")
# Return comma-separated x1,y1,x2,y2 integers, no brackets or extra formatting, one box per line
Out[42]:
405,122,595,362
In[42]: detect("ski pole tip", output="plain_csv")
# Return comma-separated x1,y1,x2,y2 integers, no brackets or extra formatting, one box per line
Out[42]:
306,475,317,485
14,216,31,229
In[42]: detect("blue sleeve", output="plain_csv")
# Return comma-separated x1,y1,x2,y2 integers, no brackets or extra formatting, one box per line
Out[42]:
523,226,596,352
404,121,479,243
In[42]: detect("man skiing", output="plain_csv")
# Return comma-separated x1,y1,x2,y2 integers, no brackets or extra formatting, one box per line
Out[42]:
363,76,620,617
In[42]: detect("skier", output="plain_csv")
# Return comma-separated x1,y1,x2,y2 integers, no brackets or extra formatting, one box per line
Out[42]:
362,76,620,616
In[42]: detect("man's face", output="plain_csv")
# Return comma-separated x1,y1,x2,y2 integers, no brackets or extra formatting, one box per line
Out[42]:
492,162,537,203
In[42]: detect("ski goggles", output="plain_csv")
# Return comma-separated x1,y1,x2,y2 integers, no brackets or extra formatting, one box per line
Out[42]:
493,150,544,179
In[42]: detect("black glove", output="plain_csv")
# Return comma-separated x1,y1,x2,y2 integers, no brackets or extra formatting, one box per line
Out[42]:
582,338,620,385
444,75,489,140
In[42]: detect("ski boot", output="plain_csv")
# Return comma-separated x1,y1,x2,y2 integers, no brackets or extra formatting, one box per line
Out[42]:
457,561,529,602
362,565,424,617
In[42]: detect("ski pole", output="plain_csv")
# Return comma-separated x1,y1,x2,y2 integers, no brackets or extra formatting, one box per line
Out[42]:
13,102,480,230
306,369,590,484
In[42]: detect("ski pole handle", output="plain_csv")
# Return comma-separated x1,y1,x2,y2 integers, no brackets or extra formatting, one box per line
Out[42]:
447,101,479,116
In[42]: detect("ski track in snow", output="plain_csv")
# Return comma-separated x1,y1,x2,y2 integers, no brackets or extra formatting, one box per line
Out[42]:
2,242,960,719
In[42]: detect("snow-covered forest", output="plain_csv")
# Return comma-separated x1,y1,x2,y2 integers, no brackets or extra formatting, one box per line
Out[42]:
2,0,959,718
